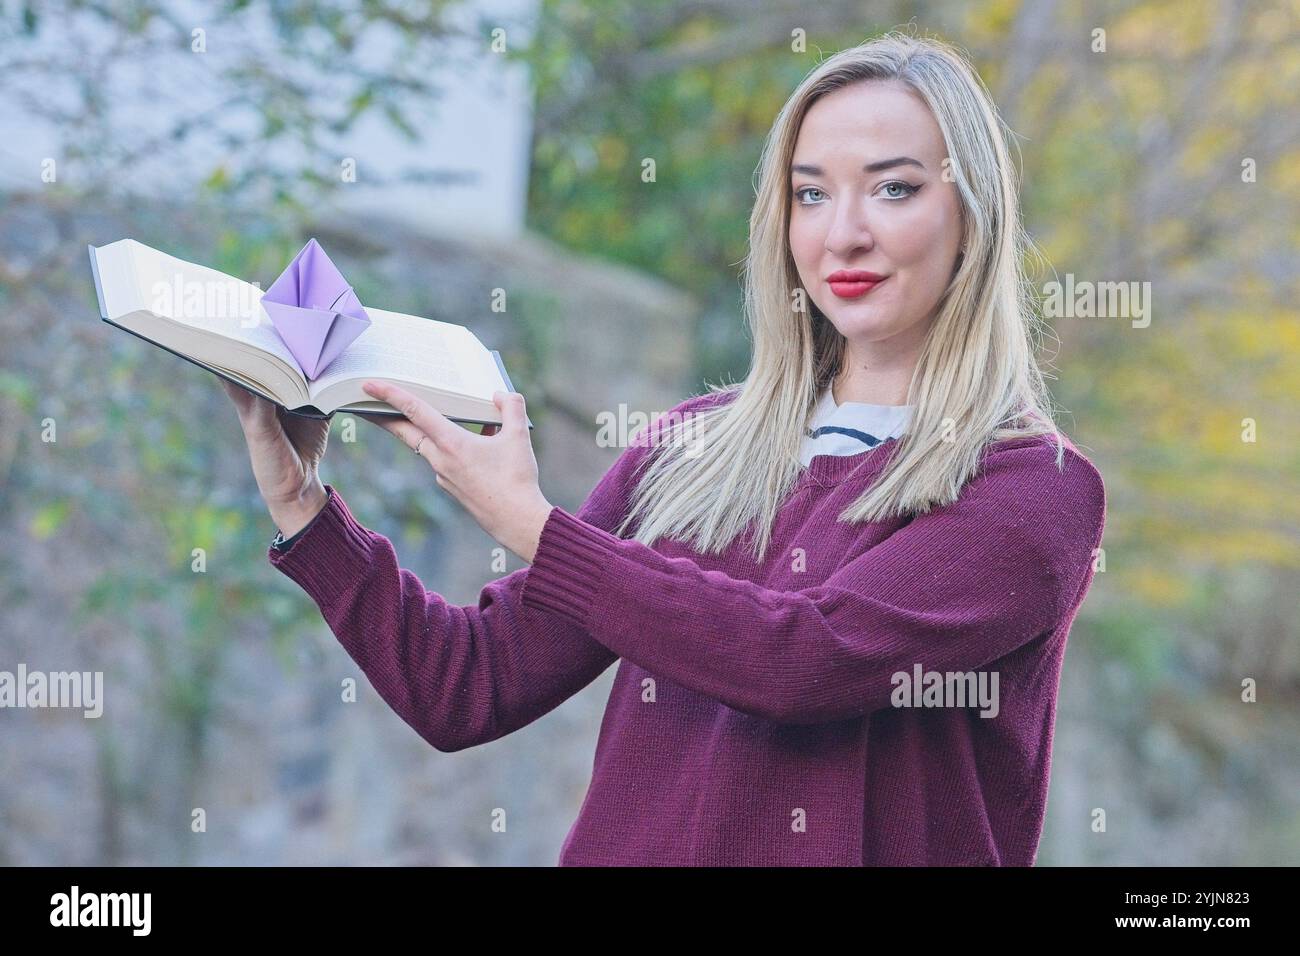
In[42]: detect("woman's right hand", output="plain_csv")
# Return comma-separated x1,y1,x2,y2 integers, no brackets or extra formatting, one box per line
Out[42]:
221,379,331,537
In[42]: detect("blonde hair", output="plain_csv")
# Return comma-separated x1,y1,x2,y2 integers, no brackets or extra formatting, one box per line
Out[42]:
614,29,1064,561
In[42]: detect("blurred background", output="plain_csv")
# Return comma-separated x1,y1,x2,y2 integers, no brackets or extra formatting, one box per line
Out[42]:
0,0,1297,866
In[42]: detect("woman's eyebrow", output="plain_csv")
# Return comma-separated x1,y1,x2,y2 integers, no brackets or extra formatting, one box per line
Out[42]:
791,156,926,176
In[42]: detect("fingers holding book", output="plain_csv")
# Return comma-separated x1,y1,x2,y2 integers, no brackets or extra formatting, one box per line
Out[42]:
220,378,330,535
355,410,432,458
358,381,553,563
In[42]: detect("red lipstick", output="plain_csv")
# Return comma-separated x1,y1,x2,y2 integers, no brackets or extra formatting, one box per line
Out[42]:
826,269,887,299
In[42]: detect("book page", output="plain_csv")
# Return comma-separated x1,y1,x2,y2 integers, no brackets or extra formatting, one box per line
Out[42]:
306,307,501,400
123,241,303,377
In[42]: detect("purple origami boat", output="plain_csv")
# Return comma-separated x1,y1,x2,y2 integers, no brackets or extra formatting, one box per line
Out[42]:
261,238,371,380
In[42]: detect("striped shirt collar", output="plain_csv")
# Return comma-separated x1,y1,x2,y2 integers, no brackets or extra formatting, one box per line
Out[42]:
799,386,913,467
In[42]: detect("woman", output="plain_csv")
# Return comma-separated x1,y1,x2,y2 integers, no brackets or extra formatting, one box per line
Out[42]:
224,32,1106,866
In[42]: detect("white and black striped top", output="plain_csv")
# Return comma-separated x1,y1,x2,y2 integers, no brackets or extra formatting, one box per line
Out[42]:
799,386,913,468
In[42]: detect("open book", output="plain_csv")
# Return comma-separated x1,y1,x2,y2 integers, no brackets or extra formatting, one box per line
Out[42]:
88,238,529,427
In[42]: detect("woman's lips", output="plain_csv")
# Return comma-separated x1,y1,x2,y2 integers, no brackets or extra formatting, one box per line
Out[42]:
828,276,887,299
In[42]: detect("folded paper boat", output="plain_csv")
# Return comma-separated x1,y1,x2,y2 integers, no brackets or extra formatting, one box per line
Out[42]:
262,238,371,380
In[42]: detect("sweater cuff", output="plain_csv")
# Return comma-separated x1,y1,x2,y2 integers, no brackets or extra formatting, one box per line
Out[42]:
271,501,326,551
267,483,376,601
520,506,617,628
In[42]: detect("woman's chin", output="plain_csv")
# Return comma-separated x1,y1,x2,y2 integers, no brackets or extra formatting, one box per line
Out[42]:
823,311,900,341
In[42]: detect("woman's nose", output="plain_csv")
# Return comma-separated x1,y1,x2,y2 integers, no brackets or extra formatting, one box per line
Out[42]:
824,198,875,256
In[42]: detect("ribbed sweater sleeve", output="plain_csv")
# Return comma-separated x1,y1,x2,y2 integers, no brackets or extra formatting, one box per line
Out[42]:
267,439,655,753
520,442,1106,725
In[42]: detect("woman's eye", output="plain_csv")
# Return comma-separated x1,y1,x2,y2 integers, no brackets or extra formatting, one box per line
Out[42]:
880,180,920,200
794,186,826,205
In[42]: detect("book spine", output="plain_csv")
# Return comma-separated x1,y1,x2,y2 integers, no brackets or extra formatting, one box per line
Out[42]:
88,245,109,319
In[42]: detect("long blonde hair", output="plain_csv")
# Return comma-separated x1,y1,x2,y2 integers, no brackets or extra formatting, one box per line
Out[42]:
614,29,1065,562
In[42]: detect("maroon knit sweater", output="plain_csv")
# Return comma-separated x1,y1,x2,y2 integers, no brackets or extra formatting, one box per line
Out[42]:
269,393,1106,865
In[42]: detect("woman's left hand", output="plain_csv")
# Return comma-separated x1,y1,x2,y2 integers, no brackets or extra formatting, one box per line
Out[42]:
357,380,554,564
